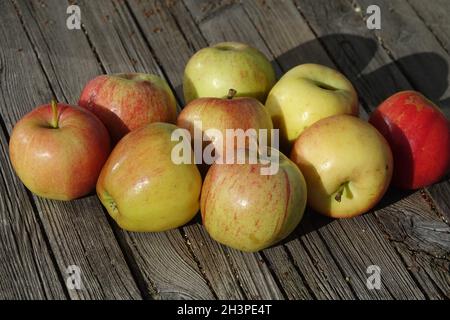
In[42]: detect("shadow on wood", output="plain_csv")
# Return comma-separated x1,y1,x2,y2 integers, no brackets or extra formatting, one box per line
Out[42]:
275,34,449,115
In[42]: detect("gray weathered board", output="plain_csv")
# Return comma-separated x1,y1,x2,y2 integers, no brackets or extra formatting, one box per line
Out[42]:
0,0,448,300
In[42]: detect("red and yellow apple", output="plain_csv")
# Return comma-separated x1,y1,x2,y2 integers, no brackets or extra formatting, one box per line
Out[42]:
177,89,274,161
79,73,177,143
97,122,202,232
183,42,276,104
266,63,358,150
369,91,450,189
201,148,307,252
291,115,393,218
9,101,110,200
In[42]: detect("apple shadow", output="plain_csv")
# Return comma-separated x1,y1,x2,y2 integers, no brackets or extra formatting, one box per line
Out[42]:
80,102,130,145
275,34,378,74
360,53,450,116
184,211,203,228
275,208,333,247
274,34,449,117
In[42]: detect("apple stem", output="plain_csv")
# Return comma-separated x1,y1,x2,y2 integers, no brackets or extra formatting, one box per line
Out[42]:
227,89,237,100
50,99,59,129
334,183,346,202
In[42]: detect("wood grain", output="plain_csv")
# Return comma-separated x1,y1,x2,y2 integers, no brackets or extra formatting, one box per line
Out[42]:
408,0,450,54
426,180,450,224
0,126,65,299
125,0,206,102
375,192,450,298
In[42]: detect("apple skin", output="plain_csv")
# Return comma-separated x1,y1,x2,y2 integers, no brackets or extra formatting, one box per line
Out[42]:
183,42,276,104
369,91,450,189
96,122,202,232
79,73,177,143
266,63,358,150
9,103,110,200
201,149,307,252
177,91,274,158
290,115,393,218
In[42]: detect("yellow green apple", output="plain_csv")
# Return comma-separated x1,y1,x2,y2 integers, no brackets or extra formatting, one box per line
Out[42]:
290,115,393,218
201,148,307,252
97,123,202,232
266,63,358,150
183,42,276,104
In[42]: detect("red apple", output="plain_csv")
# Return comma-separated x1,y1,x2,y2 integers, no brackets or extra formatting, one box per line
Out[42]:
9,101,110,200
177,89,273,162
369,91,450,189
79,73,177,143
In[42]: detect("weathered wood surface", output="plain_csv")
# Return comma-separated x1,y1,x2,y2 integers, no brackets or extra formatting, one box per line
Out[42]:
0,0,448,300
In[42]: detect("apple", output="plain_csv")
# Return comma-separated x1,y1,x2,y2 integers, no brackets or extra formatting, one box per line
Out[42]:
266,63,358,150
201,148,307,252
183,42,276,104
369,91,450,189
177,89,274,161
9,100,110,200
79,73,177,143
97,122,202,232
290,115,393,218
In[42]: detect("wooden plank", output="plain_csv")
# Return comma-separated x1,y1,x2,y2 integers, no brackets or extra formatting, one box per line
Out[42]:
124,0,207,102
375,192,450,299
293,0,450,298
426,180,450,225
0,128,65,299
124,229,215,299
8,0,141,299
14,0,216,300
126,0,286,299
408,0,450,54
181,224,245,299
286,216,357,299
179,0,240,24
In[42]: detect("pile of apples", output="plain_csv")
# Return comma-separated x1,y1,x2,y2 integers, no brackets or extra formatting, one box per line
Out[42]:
9,42,450,252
